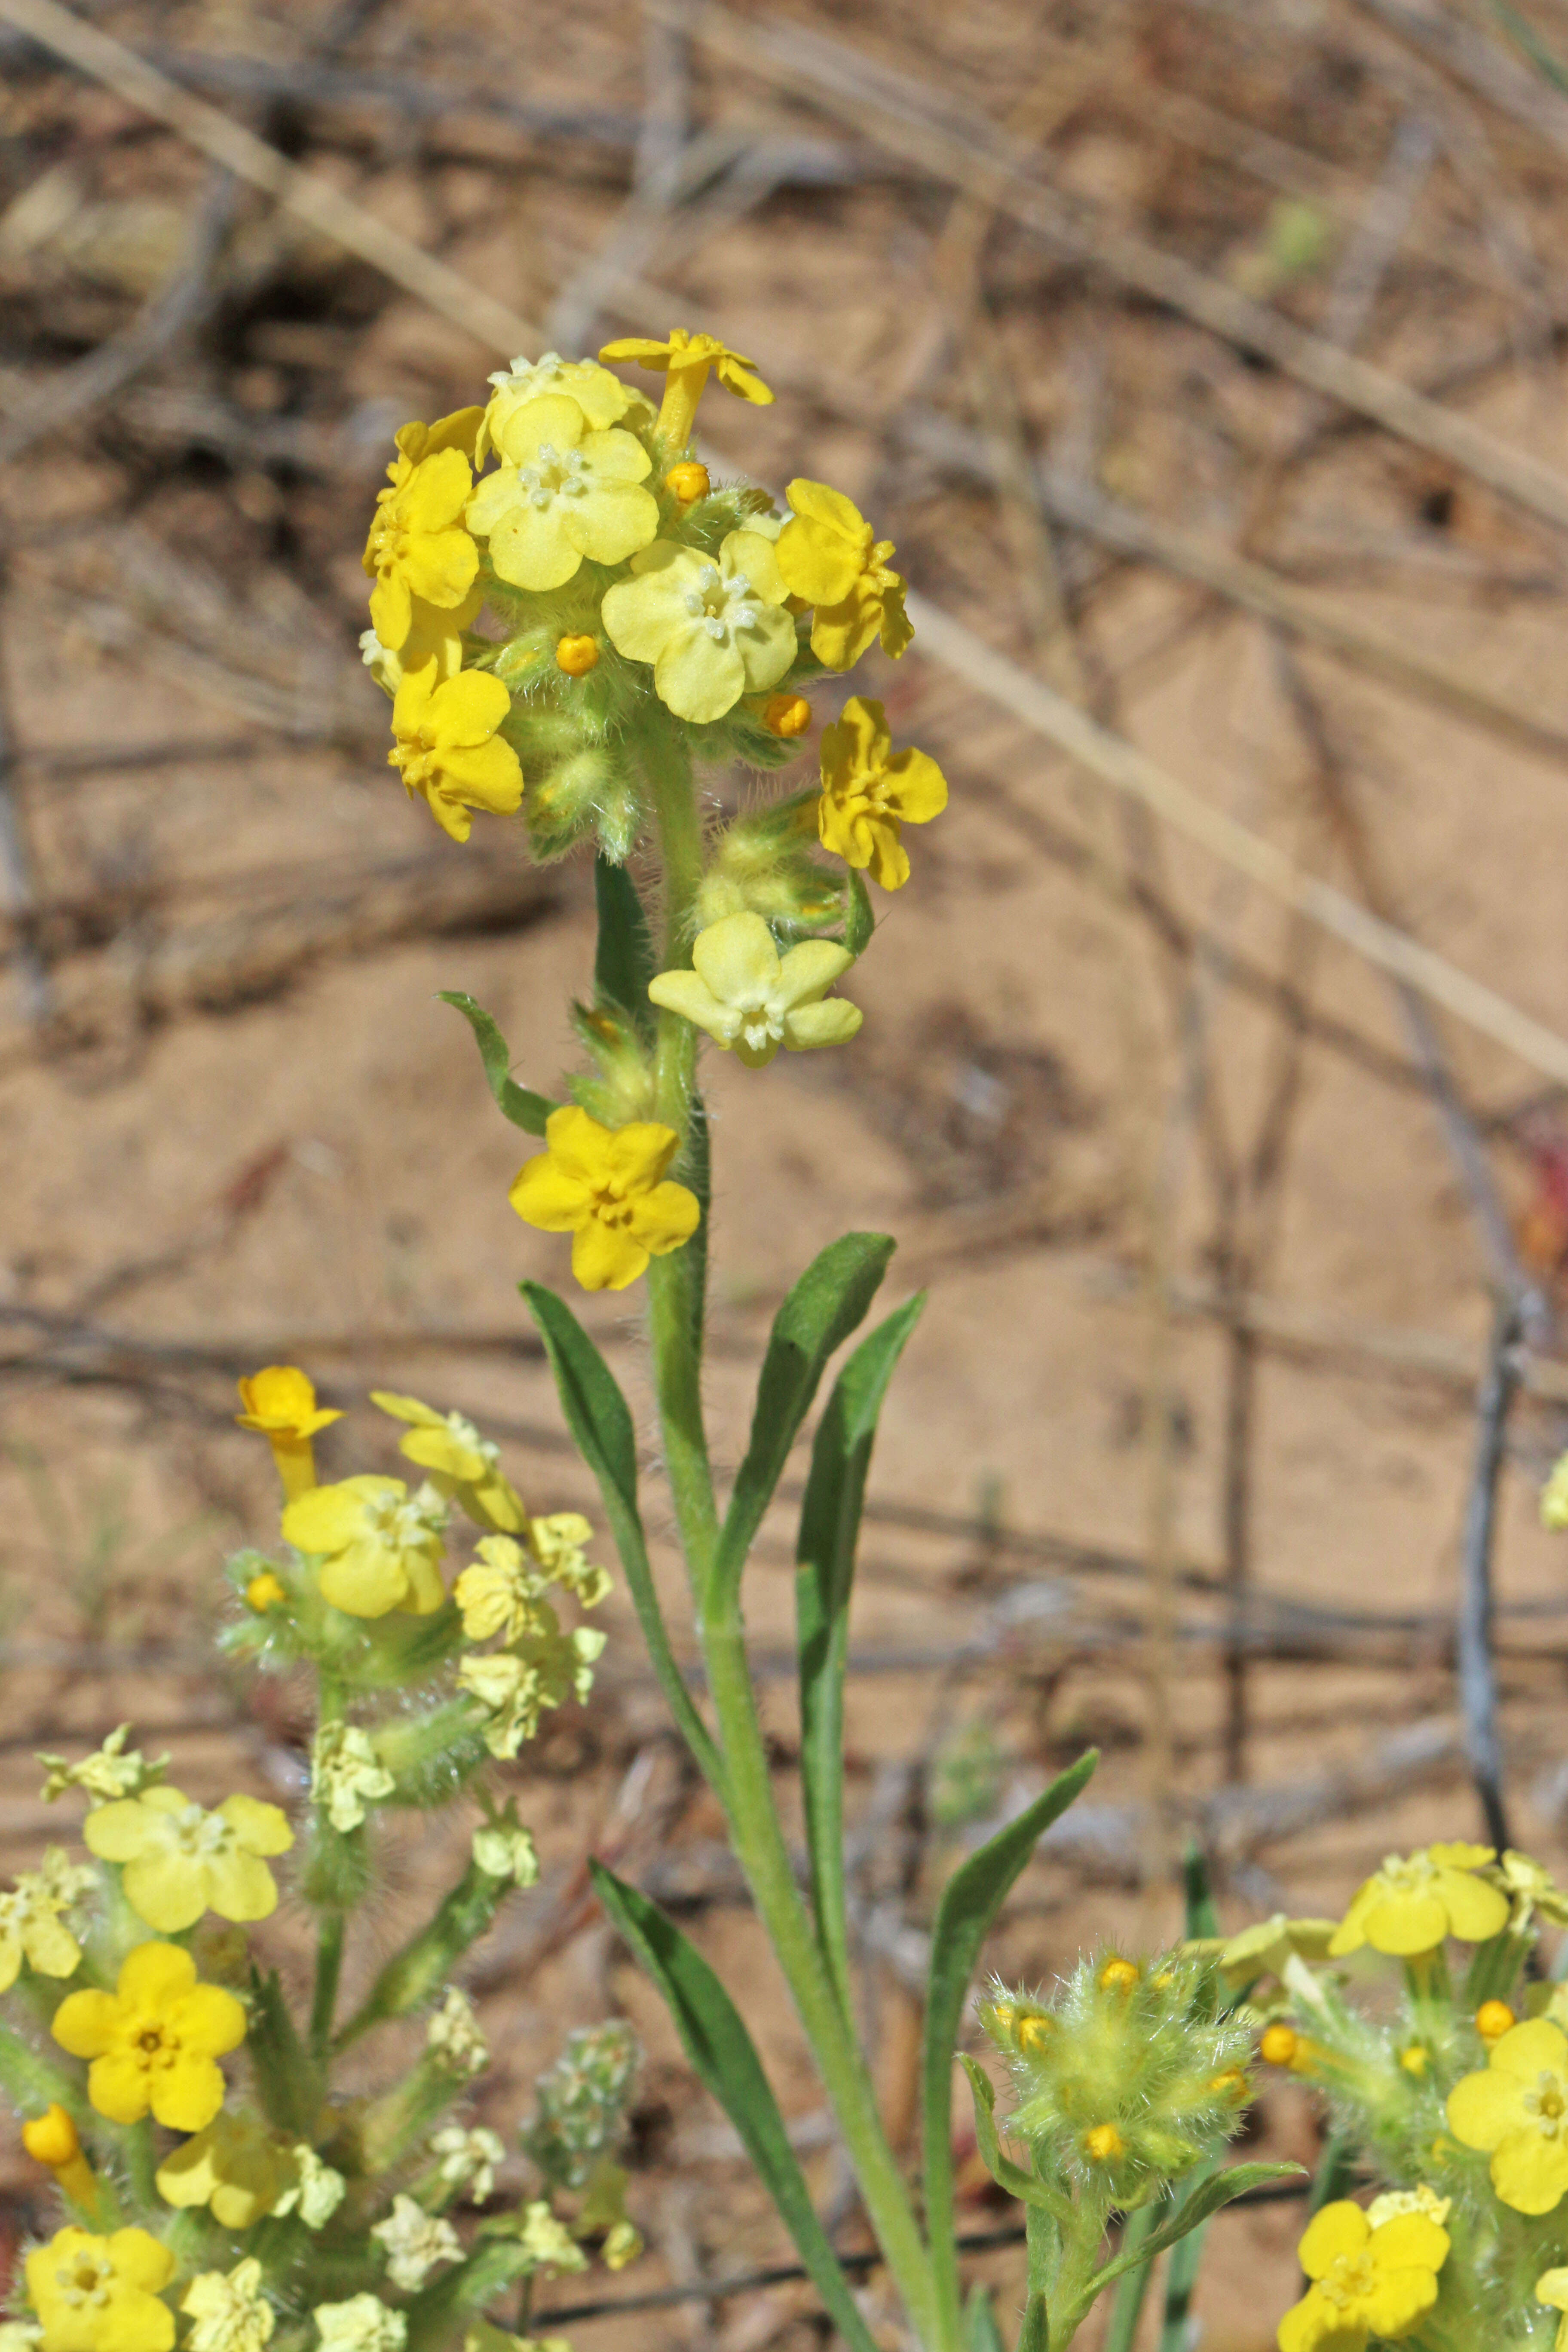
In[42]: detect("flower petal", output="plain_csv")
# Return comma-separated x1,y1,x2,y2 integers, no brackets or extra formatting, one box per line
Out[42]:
1296,2202,1368,2280
1493,2125,1568,2215
108,2229,177,2294
569,479,660,567
1446,2065,1522,2150
1367,2214,1448,2271
572,1218,649,1292
1361,2264,1439,2339
122,1852,206,1932
490,394,585,461
169,1981,247,2057
51,1987,120,2059
150,2052,227,2134
402,446,472,529
628,1180,701,1256
734,604,799,696
486,499,582,592
509,1155,591,1233
648,970,730,1041
88,2049,153,2123
652,624,747,724
603,1121,680,1190
204,1847,280,1924
775,938,853,1006
1490,2018,1568,2080
1436,1865,1510,1943
219,1794,293,1856
1363,1886,1448,1954
117,1939,196,2006
782,999,862,1051
429,672,511,744
883,747,949,825
319,1543,407,1618
82,1798,154,1863
692,912,779,1001
724,529,787,606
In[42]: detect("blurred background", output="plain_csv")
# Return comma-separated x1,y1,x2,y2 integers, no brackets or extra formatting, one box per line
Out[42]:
5,0,1568,2341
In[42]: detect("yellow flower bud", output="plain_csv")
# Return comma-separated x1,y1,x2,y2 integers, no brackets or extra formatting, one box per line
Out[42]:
1477,1999,1516,2044
763,692,812,738
1017,2015,1053,2058
1084,2123,1124,2162
1260,2024,1299,2068
1099,1957,1140,1994
24,2104,79,2166
1399,2043,1430,2077
666,461,710,504
245,1571,287,1613
555,634,600,677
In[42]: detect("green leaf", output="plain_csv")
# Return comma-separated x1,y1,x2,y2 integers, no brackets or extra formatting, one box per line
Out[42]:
1182,1841,1220,1939
959,2055,1070,2223
1016,2295,1048,2352
797,1295,925,2014
964,2285,1006,2352
439,991,557,1136
844,869,874,956
590,1862,881,2352
594,854,656,1039
521,1282,722,1789
1155,2180,1210,2352
246,1966,319,2135
1087,2163,1304,2299
712,1232,896,1608
924,1753,1098,2340
1101,2201,1163,2352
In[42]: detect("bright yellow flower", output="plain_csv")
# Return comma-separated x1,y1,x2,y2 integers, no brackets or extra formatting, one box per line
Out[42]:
380,407,484,490
156,2113,294,2230
362,448,478,651
600,327,773,446
282,1475,448,1619
361,580,484,700
509,1105,699,1291
0,1850,93,1991
1448,2016,1568,2213
817,696,947,891
26,2227,176,2352
1276,2200,1448,2352
235,1366,341,1501
600,531,795,724
466,394,657,591
181,2259,273,2352
52,1942,245,2132
83,1786,291,1932
1538,2267,1568,2352
1329,1843,1509,1957
775,480,913,670
369,1392,527,1534
649,911,861,1069
478,352,633,461
389,665,523,845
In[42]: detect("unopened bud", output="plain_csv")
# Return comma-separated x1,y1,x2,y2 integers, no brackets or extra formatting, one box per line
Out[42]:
1476,1999,1516,2044
763,693,811,738
1099,1957,1140,1994
666,462,709,504
23,2105,78,2167
555,634,600,677
246,1571,287,1612
1259,2024,1298,2068
1084,2122,1124,2162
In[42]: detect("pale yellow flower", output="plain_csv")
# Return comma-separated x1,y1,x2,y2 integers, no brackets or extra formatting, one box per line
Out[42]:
282,1474,448,1619
453,1536,552,1645
817,696,947,891
528,1513,609,1607
600,531,795,724
273,2146,347,2230
457,1617,607,1760
1366,2186,1451,2230
181,2260,273,2352
83,1787,292,1932
1494,1849,1568,1932
312,2299,405,2352
514,2202,588,2277
1330,1842,1510,1957
0,1850,93,1991
649,911,861,1069
466,395,657,591
600,327,773,445
479,352,634,460
426,1987,487,2077
1216,1914,1338,1991
431,2124,507,2202
156,2113,295,2230
310,1723,395,1833
472,1819,539,1887
371,2194,461,2291
38,1724,164,1807
52,1941,245,2132
362,448,478,651
370,1392,527,1534
389,665,523,845
508,1105,700,1293
26,2228,175,2352
776,479,913,670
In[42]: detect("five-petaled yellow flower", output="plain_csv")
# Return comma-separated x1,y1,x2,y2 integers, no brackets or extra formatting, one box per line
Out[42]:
388,667,523,845
156,2113,295,2230
361,580,483,701
1538,2267,1568,2352
600,327,772,446
235,1366,341,1501
1329,1842,1509,1957
369,1392,527,1533
776,479,914,671
649,911,861,1068
1448,2016,1568,2214
466,395,657,591
508,1105,699,1292
52,1942,245,2133
600,531,795,724
83,1787,292,1932
1275,2199,1448,2352
478,352,634,461
361,448,478,652
817,697,947,891
282,1475,449,1618
27,2226,176,2352
181,2259,273,2352
0,1850,93,1991
380,407,483,493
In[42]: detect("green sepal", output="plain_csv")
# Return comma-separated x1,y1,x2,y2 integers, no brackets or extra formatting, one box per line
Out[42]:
590,1860,882,2352
959,2055,1072,2225
844,870,874,956
439,991,559,1136
246,1965,321,2138
334,1857,510,2049
594,854,657,1039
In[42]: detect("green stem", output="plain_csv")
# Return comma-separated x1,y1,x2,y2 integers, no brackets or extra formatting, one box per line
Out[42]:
310,1674,346,2062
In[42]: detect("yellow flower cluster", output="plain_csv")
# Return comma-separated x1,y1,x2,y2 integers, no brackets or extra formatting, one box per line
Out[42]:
1277,2198,1449,2352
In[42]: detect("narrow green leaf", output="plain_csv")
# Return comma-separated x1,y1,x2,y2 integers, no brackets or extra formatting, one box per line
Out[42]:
1101,2201,1163,2352
439,991,557,1136
590,1862,881,2352
1182,1841,1220,1939
521,1282,722,1789
964,2285,1006,2352
713,1232,896,1605
1308,2128,1358,2217
594,854,656,1038
1015,2295,1048,2352
1156,2177,1211,2352
958,2055,1070,2222
797,1294,925,2015
246,1966,318,2135
1086,2162,1303,2298
844,870,874,956
923,1753,1098,2341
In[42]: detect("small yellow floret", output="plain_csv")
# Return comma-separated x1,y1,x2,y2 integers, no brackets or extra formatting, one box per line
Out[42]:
1260,2024,1299,2068
555,634,600,677
763,692,812,738
1400,2043,1431,2077
236,1366,341,1500
27,2226,176,2352
245,1572,287,1613
1084,2123,1124,2162
667,461,710,503
1017,2016,1053,2058
818,697,947,892
24,2104,80,2166
1478,1999,1517,2043
52,1942,245,2132
1099,1956,1140,1994
508,1105,700,1293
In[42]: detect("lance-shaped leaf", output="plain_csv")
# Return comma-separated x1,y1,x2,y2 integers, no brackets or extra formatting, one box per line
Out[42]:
439,991,557,1136
844,869,874,956
712,1232,896,1609
594,853,657,1038
959,2056,1071,2224
1084,2162,1305,2300
964,2285,1006,2352
923,1753,1098,2339
797,1293,925,2015
591,1862,880,2352
521,1282,721,1790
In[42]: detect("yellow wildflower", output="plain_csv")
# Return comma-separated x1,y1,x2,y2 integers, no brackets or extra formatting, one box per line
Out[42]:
369,1392,527,1534
775,479,913,670
649,911,861,1069
1494,1849,1568,1932
1276,2200,1448,2352
472,1817,539,1886
361,580,484,700
273,2144,347,2229
235,1366,342,1501
380,407,483,490
312,2298,405,2352
1538,2268,1568,2352
39,1725,164,1807
1217,1914,1338,1991
309,1723,395,1833
457,1617,606,1759
156,2113,295,2230
514,2201,588,2276
426,1987,487,2077
83,1786,291,1931
600,327,773,446
26,2227,176,2352
1365,2186,1451,2230
478,352,632,460
430,2124,506,2202
23,2105,100,2217
817,696,947,891
508,1105,700,1292
1542,1450,1568,1528
601,530,795,724
1448,2016,1568,2213
0,1850,93,1990
52,1941,245,2132
372,2195,461,2291
466,394,657,591
389,665,523,845
529,1512,609,1606
181,2260,273,2352
362,447,478,651
283,1474,449,1618
1329,1843,1510,1957
454,1536,552,1645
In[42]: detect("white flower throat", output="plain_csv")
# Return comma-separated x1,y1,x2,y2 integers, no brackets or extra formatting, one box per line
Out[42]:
520,443,590,509
684,562,759,643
